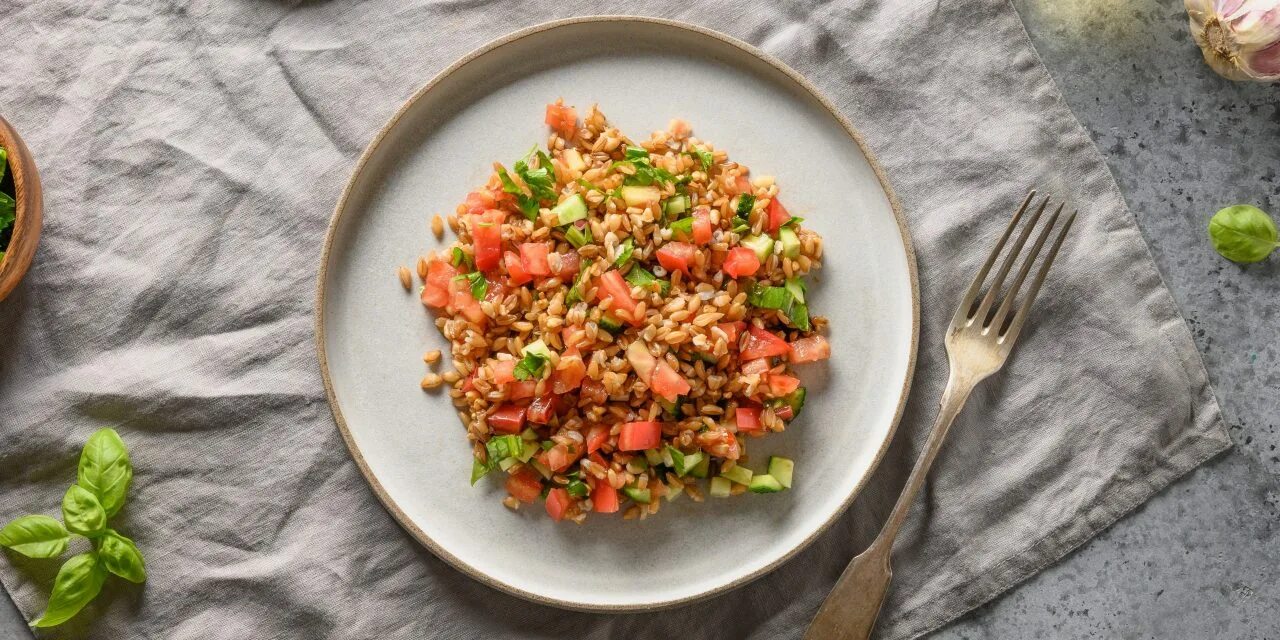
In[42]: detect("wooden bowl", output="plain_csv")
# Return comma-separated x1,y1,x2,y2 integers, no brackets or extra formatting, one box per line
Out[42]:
0,115,42,303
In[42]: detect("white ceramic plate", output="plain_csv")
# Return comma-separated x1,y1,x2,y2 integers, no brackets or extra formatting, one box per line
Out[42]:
318,16,918,611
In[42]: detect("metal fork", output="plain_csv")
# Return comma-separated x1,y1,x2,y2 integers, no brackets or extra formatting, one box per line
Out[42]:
804,191,1077,640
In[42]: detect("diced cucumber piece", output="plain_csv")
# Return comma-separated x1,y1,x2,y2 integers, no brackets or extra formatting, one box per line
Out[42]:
748,284,791,310
660,447,675,468
666,445,703,476
748,474,784,493
783,387,807,419
521,428,538,441
689,455,711,479
620,185,660,208
552,194,588,225
740,234,775,262
778,227,801,258
529,459,553,479
598,314,624,333
709,476,732,498
517,440,540,463
498,457,519,471
470,458,490,485
659,397,683,419
626,457,649,474
622,486,652,504
720,465,754,486
644,448,664,467
625,265,671,295
784,277,806,304
522,339,553,360
767,456,794,489
668,216,694,239
663,194,691,217
565,224,592,248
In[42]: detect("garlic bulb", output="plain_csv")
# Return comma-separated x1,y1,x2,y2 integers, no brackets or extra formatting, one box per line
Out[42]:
1186,0,1280,82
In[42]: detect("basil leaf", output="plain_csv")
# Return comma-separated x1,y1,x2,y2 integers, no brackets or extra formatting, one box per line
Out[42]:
536,150,557,184
61,485,106,537
77,428,132,518
624,266,670,295
0,515,69,558
0,193,14,235
450,247,472,270
512,352,548,381
691,149,713,172
1209,204,1279,263
30,552,107,628
613,237,634,268
0,147,7,183
789,302,811,331
97,529,146,583
470,457,490,485
496,165,541,221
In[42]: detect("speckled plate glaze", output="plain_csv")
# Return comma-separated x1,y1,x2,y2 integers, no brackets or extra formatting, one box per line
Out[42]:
317,16,918,611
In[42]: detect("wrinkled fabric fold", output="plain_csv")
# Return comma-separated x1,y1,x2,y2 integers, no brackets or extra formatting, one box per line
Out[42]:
0,0,1228,638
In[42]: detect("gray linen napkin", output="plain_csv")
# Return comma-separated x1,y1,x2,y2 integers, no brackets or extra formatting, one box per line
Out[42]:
0,0,1229,638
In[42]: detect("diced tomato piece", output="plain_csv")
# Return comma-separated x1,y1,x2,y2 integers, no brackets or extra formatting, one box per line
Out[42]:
585,424,610,453
491,359,517,385
507,380,538,400
789,335,831,364
741,358,771,376
551,356,586,394
766,197,791,234
421,260,457,308
718,321,747,346
504,250,532,286
449,282,487,326
580,378,608,405
618,421,662,451
692,206,713,246
734,175,752,194
520,242,552,276
656,242,696,276
591,482,619,513
465,189,498,215
472,210,504,271
597,270,641,326
505,467,543,504
483,277,506,304
545,101,578,139
461,373,476,393
736,406,763,432
767,374,801,397
589,452,608,469
775,405,795,420
487,404,527,434
721,247,761,278
528,393,557,424
545,487,571,522
650,361,691,402
541,443,581,473
556,251,581,279
740,326,792,360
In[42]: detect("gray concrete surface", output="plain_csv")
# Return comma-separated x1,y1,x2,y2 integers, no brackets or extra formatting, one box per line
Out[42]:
2,0,1276,637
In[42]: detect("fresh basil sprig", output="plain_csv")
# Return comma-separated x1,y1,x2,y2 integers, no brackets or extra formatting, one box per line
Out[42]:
0,147,14,262
0,428,146,628
1209,204,1279,263
452,271,488,300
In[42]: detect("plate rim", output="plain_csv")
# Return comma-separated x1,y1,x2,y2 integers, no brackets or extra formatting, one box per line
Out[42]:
315,14,920,612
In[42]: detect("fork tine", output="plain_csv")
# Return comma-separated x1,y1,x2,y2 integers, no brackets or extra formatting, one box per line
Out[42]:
971,196,1050,326
988,202,1065,333
999,210,1077,345
953,191,1036,326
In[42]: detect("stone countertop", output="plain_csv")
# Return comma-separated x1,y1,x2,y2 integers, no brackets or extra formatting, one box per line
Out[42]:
2,1,1276,637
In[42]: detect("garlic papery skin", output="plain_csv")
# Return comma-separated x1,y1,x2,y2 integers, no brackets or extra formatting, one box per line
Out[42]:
1186,0,1280,82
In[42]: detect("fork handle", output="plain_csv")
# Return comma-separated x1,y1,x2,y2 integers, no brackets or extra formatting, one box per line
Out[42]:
804,369,980,640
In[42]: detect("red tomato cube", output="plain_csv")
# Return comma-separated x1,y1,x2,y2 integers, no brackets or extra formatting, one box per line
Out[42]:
486,404,527,434
545,101,578,139
585,425,610,454
656,242,696,276
736,406,764,432
618,421,662,451
505,250,532,286
490,359,517,385
528,393,557,424
505,467,542,504
520,242,552,276
545,487,571,522
650,361,691,403
421,260,457,308
767,374,801,397
591,482,619,513
692,206,713,246
788,335,831,363
766,197,790,234
721,247,761,278
598,270,641,326
740,326,791,360
472,210,505,271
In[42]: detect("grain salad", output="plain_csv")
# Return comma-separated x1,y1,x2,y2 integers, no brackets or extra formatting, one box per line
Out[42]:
411,101,831,522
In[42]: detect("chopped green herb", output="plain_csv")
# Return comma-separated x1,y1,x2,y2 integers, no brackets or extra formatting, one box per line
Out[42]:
669,217,694,239
450,247,473,270
540,440,555,451
690,149,714,172
789,302,810,331
613,237,635,268
748,281,810,330
783,216,804,228
736,194,756,218
624,146,650,162
565,225,593,248
566,480,590,498
567,259,593,305
453,271,488,300
512,351,550,381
